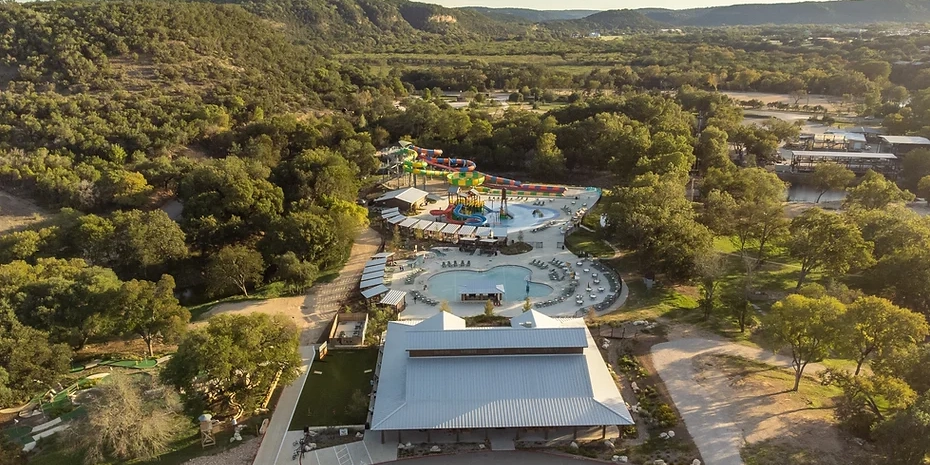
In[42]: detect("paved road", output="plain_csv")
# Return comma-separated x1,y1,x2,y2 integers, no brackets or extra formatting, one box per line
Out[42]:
650,338,826,465
252,228,383,465
385,451,608,464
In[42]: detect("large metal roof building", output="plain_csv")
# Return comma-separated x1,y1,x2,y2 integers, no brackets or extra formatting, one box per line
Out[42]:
369,311,633,443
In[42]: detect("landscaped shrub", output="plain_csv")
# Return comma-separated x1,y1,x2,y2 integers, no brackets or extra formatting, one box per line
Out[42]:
654,403,678,428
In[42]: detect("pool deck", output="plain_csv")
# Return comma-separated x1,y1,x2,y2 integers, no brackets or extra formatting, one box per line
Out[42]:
392,186,626,319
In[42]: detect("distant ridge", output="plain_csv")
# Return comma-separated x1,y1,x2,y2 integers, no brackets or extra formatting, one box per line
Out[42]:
460,0,930,27
461,7,599,22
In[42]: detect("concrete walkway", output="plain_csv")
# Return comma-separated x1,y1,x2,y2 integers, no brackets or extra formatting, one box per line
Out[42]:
650,338,826,465
252,228,383,465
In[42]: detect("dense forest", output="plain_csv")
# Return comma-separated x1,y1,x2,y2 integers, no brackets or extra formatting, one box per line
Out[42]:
1,0,930,463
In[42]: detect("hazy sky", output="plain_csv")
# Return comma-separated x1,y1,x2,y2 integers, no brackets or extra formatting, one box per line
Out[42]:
419,0,834,10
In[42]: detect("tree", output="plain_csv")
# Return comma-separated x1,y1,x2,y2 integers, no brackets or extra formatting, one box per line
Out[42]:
918,175,930,205
0,317,71,407
114,275,191,357
694,126,733,174
523,297,532,313
844,170,914,210
866,246,930,318
205,245,264,297
274,252,318,292
838,296,929,376
810,162,854,203
0,435,25,465
695,250,726,320
901,148,930,192
820,369,916,438
110,210,188,276
605,173,712,280
68,374,186,464
162,313,300,414
786,208,872,290
872,392,930,465
702,167,787,266
765,294,845,391
484,299,495,316
530,132,566,180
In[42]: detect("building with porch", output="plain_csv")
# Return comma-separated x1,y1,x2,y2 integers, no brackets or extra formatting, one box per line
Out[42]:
368,311,634,444
458,280,505,305
375,187,429,212
878,135,930,157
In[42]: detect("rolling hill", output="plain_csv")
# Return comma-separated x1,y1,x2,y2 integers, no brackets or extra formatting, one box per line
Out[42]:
639,0,930,26
461,7,599,22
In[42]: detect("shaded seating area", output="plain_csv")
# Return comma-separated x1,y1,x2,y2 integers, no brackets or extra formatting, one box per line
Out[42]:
458,280,504,305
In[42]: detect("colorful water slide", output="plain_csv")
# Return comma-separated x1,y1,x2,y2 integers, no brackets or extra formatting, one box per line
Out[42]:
453,203,487,226
429,204,455,217
407,145,565,194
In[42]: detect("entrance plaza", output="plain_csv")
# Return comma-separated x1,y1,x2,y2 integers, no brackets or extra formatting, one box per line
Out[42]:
384,186,627,319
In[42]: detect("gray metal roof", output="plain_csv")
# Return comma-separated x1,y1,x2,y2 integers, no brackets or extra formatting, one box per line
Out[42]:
364,264,385,274
406,327,588,351
360,277,385,289
370,318,633,431
414,312,465,331
387,215,406,225
411,220,432,230
791,151,897,160
371,252,395,259
426,222,446,233
362,269,385,279
510,310,560,329
457,280,505,295
491,227,508,238
366,258,387,267
376,187,429,204
361,285,390,299
399,217,418,228
441,223,461,234
879,135,930,145
380,290,407,307
380,208,400,218
474,227,492,238
457,225,477,236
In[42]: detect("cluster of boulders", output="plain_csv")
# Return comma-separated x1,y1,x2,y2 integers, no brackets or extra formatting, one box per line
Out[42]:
658,430,676,439
632,320,659,331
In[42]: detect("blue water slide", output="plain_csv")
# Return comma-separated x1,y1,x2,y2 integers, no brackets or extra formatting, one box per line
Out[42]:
454,204,488,226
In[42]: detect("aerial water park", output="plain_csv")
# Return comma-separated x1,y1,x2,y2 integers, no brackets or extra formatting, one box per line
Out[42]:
397,144,566,226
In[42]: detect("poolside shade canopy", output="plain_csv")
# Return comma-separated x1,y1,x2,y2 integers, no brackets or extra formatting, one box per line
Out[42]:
459,237,477,242
360,277,385,289
367,258,387,267
441,224,461,235
412,220,432,230
491,227,508,238
380,208,400,218
399,217,419,228
457,280,505,295
426,222,446,233
361,285,390,299
474,227,492,238
380,290,407,307
457,225,477,236
388,215,406,225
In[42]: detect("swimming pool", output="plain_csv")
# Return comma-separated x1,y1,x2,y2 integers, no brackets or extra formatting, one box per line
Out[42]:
426,265,552,302
495,204,559,231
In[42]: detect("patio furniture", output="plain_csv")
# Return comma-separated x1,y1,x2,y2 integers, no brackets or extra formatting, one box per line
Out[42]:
590,294,597,300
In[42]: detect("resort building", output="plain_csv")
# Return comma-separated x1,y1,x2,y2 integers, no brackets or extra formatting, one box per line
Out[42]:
375,187,429,212
368,311,634,444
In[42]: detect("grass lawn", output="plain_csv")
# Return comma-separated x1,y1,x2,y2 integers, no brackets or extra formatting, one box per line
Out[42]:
741,440,823,465
596,280,699,325
564,229,614,259
289,348,379,428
